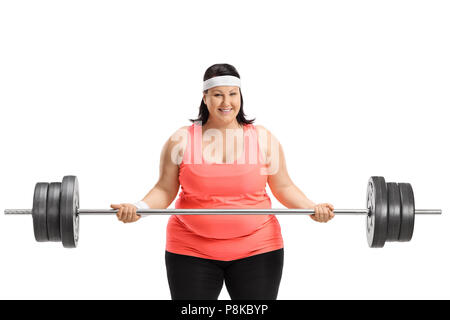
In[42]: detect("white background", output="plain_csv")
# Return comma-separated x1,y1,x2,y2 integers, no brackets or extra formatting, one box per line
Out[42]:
0,0,449,300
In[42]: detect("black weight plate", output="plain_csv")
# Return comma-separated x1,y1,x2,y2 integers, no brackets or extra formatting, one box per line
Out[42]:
46,182,61,242
32,182,49,242
366,176,388,248
60,176,80,248
398,183,415,242
386,182,401,241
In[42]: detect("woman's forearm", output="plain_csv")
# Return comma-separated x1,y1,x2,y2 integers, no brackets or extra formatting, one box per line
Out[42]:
271,184,316,209
141,185,177,209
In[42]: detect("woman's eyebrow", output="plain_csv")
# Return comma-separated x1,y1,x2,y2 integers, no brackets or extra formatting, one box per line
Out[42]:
212,89,236,93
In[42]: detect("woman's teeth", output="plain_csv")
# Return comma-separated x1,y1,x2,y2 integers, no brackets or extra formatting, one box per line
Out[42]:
219,108,232,113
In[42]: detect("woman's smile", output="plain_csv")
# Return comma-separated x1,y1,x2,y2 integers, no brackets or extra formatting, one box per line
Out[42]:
218,107,233,114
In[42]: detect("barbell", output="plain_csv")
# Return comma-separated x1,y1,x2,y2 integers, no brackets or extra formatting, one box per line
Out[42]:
4,175,441,248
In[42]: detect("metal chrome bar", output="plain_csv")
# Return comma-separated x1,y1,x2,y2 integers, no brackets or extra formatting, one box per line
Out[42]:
3,208,443,215
4,209,32,215
79,208,368,215
414,209,442,215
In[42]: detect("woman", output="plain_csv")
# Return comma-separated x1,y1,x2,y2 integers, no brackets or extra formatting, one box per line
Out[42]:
110,63,335,300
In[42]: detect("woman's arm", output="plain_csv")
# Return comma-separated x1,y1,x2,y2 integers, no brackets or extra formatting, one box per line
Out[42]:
140,126,189,209
112,127,188,222
256,125,316,209
257,125,334,222
262,127,316,209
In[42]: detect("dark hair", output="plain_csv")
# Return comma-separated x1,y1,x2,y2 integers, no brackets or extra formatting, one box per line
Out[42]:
189,63,255,126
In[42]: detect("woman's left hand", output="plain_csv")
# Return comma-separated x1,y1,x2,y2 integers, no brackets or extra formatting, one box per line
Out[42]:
310,203,335,223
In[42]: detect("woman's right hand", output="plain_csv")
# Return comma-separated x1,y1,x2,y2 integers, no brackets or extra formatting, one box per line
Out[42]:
310,203,335,223
110,203,141,223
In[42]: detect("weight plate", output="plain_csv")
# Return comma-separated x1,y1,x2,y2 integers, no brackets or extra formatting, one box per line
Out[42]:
32,182,49,242
46,182,61,242
366,176,388,248
60,176,80,248
386,182,401,241
398,183,415,242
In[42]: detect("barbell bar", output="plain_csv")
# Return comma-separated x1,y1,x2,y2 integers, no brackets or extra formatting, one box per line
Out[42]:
5,209,441,215
4,175,442,249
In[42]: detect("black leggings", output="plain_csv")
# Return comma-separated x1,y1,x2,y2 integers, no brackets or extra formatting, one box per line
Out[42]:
165,248,284,300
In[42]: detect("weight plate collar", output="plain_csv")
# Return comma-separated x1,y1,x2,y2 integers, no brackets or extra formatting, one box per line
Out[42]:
60,176,80,248
366,176,388,248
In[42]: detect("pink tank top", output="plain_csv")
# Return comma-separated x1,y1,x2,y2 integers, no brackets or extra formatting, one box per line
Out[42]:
165,122,284,261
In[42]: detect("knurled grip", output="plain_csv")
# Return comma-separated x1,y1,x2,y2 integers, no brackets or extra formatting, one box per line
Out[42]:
4,209,32,215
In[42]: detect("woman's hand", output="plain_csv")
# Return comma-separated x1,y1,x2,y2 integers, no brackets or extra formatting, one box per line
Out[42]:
110,203,141,223
310,203,335,223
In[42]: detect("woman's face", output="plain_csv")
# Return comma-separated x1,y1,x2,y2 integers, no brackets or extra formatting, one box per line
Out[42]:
203,86,241,125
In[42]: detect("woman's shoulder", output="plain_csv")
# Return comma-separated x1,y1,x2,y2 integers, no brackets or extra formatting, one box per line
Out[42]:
253,124,272,137
171,125,191,136
180,124,192,130
161,126,191,168
168,125,191,145
252,124,279,160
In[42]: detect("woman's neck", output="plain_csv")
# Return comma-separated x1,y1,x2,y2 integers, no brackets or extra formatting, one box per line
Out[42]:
202,120,242,132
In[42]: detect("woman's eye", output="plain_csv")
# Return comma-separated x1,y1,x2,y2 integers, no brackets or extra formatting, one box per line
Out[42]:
214,93,236,97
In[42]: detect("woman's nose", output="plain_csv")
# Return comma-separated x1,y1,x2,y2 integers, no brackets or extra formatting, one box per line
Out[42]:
222,96,231,107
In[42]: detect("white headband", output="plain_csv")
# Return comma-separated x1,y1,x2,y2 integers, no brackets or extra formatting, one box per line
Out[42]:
203,75,241,91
